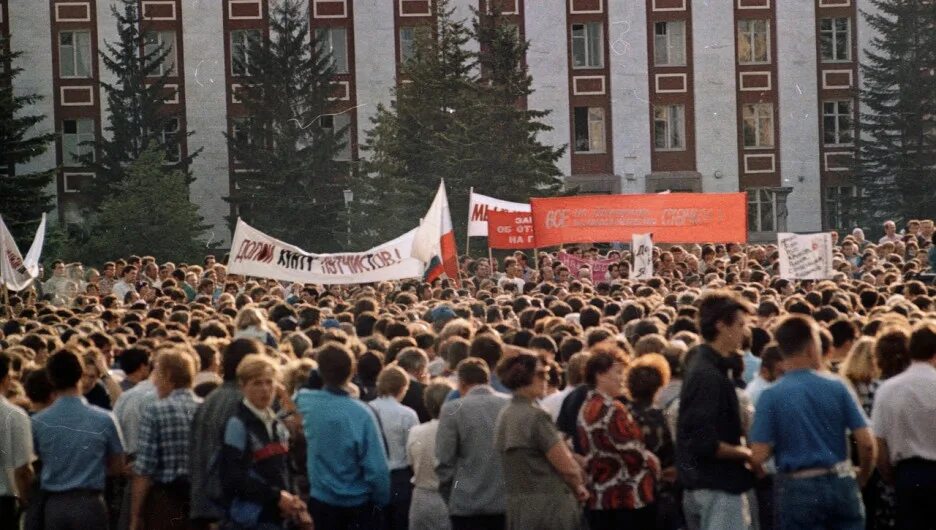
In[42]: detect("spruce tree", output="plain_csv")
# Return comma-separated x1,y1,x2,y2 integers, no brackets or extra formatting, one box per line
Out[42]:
0,38,56,242
225,0,349,251
83,0,198,203
857,0,936,228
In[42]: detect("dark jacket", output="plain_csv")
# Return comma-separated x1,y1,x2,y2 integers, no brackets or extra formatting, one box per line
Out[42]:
401,379,430,423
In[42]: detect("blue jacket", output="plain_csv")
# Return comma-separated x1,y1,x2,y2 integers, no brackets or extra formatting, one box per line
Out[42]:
295,387,390,507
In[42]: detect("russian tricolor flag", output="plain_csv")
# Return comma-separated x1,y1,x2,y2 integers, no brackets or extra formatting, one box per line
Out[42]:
412,180,460,287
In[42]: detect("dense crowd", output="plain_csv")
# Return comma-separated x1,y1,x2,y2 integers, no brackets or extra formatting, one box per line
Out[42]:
1,218,935,530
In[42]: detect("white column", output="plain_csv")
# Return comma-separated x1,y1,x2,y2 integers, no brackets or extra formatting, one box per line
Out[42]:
181,0,232,244
607,0,650,194
353,0,396,159
692,0,739,192
525,0,571,176
777,0,821,232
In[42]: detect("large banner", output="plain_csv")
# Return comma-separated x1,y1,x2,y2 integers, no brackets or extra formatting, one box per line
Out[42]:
487,210,536,249
530,193,747,246
777,232,834,280
0,214,46,292
228,219,423,285
468,191,531,237
557,253,616,284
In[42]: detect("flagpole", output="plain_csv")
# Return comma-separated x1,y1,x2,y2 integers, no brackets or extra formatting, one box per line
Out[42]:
466,187,473,257
489,246,495,274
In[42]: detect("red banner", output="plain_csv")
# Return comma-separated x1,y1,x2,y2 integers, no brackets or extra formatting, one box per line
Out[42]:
557,253,616,284
487,210,536,249
530,193,747,246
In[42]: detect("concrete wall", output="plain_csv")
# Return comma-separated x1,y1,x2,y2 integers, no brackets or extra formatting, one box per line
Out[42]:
353,0,396,158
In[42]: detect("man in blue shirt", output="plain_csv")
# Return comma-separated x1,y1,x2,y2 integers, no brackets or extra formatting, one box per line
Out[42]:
751,315,877,530
296,342,390,530
31,349,125,530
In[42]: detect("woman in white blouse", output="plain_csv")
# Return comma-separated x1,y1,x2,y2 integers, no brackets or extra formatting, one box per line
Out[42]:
406,380,455,530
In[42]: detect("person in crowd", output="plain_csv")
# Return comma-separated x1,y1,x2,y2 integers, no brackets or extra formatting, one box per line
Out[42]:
750,315,877,530
0,352,35,530
541,352,588,421
745,343,784,407
396,348,431,423
577,346,660,529
295,342,390,529
494,352,587,530
31,350,126,530
113,266,138,303
676,290,755,530
405,380,454,530
219,354,310,529
435,358,509,530
130,348,201,530
118,347,152,392
368,365,419,530
871,320,936,530
840,336,879,416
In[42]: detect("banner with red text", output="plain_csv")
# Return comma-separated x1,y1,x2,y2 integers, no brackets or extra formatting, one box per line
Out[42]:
468,190,531,237
557,253,616,284
228,218,423,285
530,193,747,246
486,210,536,249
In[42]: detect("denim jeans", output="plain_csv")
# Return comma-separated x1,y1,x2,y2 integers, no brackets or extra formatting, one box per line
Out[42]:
776,474,864,530
683,489,753,530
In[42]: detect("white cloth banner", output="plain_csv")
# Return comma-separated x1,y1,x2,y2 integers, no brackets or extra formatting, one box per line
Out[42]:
227,218,423,285
467,190,531,237
632,233,654,280
0,214,46,291
777,232,834,280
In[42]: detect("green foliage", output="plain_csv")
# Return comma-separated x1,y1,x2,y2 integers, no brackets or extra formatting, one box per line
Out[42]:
857,0,936,228
354,1,565,247
225,0,349,252
0,39,56,243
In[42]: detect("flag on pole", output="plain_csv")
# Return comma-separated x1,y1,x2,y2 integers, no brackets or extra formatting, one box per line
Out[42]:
412,181,460,287
0,213,47,291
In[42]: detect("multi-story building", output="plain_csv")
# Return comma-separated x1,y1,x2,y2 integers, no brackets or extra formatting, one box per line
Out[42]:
4,0,876,244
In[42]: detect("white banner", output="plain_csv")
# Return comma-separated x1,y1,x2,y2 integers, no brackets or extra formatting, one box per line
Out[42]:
778,232,834,280
632,233,654,280
0,214,46,292
467,190,531,237
227,218,424,285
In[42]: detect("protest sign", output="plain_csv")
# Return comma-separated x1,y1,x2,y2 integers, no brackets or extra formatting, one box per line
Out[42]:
530,193,747,246
632,233,653,280
228,218,423,285
467,190,531,237
0,214,46,292
487,210,536,249
557,252,616,284
777,232,834,280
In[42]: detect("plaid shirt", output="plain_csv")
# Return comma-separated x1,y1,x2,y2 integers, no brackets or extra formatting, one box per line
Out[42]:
134,389,201,484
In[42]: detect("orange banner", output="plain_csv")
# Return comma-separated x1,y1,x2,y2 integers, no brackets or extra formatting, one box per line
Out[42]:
487,210,536,249
530,193,747,246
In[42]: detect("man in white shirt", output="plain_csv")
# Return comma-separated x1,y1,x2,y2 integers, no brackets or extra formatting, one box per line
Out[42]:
0,353,35,522
112,265,138,303
496,257,525,293
878,220,900,244
870,320,936,530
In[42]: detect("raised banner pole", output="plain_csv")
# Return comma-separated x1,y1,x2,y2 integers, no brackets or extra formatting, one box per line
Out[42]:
466,187,473,256
489,246,495,273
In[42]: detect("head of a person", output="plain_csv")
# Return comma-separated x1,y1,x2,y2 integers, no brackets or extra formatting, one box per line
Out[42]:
908,320,936,364
222,338,264,381
423,380,454,420
585,345,629,397
153,348,196,398
773,315,822,366
874,326,911,379
316,342,356,389
0,352,14,392
455,357,490,395
121,265,138,281
697,290,753,352
376,365,410,400
883,220,896,236
759,343,785,382
840,336,878,385
396,347,429,382
626,353,671,403
235,306,267,330
496,351,548,398
237,354,279,409
46,349,85,391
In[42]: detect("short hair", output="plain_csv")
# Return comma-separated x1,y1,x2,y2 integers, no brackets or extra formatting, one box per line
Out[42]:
774,315,819,358
396,347,429,375
627,353,671,402
0,352,12,381
376,365,409,397
456,357,490,386
908,320,936,361
423,380,453,419
46,349,85,390
828,319,859,348
155,349,196,389
222,338,264,381
634,333,668,356
697,290,753,342
469,334,503,371
23,369,54,404
316,342,355,387
585,345,629,387
496,351,540,390
236,354,278,386
566,352,590,386
119,347,151,375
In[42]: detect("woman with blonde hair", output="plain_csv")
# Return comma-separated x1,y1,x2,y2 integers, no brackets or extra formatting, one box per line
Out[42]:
840,336,878,416
234,306,277,347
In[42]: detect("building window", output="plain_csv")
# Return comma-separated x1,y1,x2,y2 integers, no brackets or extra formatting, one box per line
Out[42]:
315,27,348,75
573,107,606,153
321,112,352,161
59,31,92,78
823,99,853,146
819,17,850,63
571,22,603,69
742,103,774,148
748,188,779,233
737,19,770,65
231,29,262,76
399,26,421,64
824,185,859,231
161,118,181,163
231,118,254,163
653,104,685,150
653,21,685,66
62,119,95,166
144,31,177,77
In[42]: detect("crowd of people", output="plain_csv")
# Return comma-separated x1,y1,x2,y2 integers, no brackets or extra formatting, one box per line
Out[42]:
0,218,935,530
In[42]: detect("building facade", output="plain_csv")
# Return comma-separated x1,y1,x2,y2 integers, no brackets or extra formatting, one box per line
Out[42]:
4,0,869,244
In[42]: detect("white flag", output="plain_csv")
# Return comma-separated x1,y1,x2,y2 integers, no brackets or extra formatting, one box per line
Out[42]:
777,232,834,280
467,190,531,237
632,233,653,280
0,213,46,291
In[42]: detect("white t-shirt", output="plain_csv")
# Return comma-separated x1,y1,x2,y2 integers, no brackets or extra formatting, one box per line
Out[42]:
0,397,35,496
497,275,525,292
871,362,936,463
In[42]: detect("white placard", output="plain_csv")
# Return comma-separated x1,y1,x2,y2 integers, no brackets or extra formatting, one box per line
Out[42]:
467,190,531,237
632,233,654,280
0,214,46,292
778,232,834,280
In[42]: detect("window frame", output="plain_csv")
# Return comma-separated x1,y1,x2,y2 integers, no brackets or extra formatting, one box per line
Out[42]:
62,118,95,166
143,30,177,77
748,188,778,233
742,103,774,149
573,106,607,154
653,104,686,151
161,117,181,164
653,20,686,67
59,30,93,79
571,21,604,70
819,17,851,63
315,27,349,75
736,19,771,65
231,29,262,77
822,99,854,147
